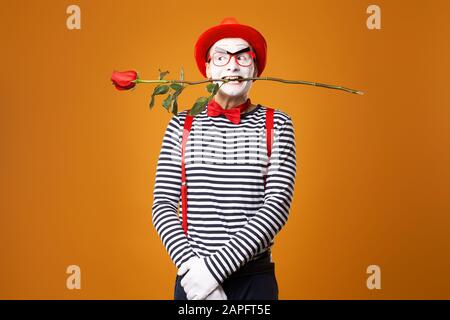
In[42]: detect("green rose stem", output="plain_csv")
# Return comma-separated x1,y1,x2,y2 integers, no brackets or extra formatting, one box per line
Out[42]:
127,73,364,116
134,77,364,95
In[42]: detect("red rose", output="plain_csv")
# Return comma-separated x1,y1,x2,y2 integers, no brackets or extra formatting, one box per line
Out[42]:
111,70,138,90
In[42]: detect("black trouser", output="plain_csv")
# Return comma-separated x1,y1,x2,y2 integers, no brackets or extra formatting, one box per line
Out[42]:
174,252,278,300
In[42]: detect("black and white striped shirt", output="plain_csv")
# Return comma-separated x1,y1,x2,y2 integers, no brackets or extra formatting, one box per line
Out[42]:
152,103,297,284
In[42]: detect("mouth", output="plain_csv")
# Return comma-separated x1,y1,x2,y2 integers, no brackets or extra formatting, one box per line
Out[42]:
221,76,244,84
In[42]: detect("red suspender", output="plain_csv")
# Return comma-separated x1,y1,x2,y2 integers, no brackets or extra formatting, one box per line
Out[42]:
181,114,194,235
266,108,274,156
264,108,274,187
180,108,274,236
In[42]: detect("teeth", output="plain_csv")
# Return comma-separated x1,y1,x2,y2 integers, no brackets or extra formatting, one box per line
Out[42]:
222,76,241,80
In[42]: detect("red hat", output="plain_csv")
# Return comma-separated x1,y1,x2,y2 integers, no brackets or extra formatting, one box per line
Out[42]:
194,17,267,78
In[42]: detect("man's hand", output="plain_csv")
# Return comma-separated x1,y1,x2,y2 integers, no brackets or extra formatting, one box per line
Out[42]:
177,257,219,300
205,285,227,300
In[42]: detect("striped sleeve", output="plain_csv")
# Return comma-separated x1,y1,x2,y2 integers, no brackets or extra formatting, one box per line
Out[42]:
151,114,197,268
203,114,297,283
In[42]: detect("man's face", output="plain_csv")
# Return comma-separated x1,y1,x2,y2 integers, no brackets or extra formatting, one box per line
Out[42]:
205,38,257,97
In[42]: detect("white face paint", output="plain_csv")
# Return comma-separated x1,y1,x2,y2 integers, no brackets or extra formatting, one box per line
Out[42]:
206,38,257,97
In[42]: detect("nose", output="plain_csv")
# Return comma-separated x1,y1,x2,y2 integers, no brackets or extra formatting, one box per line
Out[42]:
226,56,240,72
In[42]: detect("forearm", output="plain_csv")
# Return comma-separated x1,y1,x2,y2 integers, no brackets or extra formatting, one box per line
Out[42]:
204,191,294,283
152,201,197,267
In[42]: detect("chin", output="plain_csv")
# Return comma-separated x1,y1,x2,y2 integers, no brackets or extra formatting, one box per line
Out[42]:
219,86,252,97
220,90,246,97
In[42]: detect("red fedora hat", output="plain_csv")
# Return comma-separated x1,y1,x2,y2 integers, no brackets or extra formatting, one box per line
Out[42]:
194,17,267,78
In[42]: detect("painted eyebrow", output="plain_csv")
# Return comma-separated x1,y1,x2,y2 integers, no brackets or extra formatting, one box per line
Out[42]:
213,46,251,54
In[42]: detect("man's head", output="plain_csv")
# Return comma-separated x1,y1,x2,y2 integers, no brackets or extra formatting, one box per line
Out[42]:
205,38,258,97
194,17,267,78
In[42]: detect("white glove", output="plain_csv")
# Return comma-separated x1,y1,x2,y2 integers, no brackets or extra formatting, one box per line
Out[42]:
178,257,198,275
205,285,227,300
177,257,219,300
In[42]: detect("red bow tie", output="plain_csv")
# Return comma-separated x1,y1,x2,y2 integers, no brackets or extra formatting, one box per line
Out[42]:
207,98,251,124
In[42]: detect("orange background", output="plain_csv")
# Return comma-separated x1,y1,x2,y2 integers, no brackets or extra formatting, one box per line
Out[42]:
1,0,449,299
